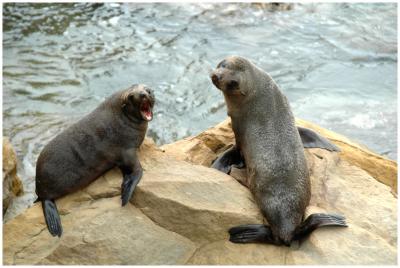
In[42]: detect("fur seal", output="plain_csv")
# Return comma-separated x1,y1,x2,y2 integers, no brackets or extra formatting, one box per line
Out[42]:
35,84,155,237
210,56,346,246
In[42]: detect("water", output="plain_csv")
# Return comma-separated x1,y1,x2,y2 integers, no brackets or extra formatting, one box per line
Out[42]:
3,3,397,220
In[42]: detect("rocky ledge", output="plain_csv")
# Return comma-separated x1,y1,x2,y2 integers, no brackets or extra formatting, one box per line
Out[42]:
3,119,397,265
3,137,24,216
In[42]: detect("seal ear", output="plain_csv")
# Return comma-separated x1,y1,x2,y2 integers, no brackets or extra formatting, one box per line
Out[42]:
121,91,130,107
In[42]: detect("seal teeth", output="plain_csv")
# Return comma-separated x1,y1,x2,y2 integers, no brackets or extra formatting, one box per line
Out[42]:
140,100,153,121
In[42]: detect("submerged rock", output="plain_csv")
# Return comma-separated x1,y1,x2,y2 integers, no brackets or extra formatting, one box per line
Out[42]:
3,137,24,216
3,119,397,265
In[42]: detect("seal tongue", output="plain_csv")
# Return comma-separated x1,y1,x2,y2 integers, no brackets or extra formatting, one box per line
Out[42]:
140,101,153,121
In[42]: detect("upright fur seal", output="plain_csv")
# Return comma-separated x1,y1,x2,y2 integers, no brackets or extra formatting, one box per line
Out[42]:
210,56,346,246
35,84,155,237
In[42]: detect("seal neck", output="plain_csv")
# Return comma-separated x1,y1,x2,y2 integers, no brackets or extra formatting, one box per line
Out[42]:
226,68,290,123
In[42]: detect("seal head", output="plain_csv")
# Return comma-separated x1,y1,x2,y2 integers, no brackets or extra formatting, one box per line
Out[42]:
121,84,155,122
210,56,253,96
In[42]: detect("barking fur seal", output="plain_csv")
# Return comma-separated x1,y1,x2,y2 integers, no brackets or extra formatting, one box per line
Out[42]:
35,84,155,237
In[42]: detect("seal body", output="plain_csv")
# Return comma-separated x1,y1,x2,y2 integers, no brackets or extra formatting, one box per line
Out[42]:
35,84,155,237
211,56,346,245
229,82,310,243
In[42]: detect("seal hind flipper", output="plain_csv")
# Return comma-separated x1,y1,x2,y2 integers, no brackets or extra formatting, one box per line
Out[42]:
293,213,348,241
42,199,63,237
297,127,341,152
228,224,275,244
211,145,245,174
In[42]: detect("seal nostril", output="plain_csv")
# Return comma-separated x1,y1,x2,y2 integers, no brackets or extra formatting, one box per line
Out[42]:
139,92,146,99
211,74,219,84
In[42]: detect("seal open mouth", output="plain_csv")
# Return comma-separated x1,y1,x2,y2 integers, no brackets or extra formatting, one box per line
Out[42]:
140,99,153,121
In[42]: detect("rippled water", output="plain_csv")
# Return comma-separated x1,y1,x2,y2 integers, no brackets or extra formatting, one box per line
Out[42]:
3,3,397,220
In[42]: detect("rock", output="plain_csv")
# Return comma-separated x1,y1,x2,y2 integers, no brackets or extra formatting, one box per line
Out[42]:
3,119,397,265
161,119,235,166
295,118,397,195
3,137,23,215
162,118,398,195
4,196,196,265
163,118,397,264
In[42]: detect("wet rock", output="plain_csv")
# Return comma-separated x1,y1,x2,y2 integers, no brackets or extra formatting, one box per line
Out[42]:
3,137,23,215
3,119,397,265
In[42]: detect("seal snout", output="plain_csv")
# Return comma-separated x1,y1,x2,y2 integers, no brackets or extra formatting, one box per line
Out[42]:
210,70,240,93
211,72,221,89
211,73,220,84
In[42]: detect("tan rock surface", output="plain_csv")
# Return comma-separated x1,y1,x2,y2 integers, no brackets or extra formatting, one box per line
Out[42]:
4,194,196,265
162,118,397,264
162,117,398,194
296,118,398,194
3,119,397,265
3,137,24,215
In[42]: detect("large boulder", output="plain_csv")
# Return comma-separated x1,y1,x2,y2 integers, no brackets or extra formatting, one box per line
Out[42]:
3,137,23,215
162,118,398,194
3,119,397,265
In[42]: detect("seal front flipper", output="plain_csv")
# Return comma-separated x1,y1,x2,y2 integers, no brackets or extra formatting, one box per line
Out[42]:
42,199,63,237
211,145,245,174
120,168,143,206
119,149,143,206
297,127,340,152
228,224,275,244
293,213,348,241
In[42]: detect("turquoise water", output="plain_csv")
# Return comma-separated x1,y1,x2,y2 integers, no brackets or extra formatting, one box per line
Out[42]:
3,3,397,219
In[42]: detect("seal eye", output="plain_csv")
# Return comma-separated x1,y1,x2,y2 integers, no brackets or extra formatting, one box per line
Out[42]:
226,80,239,91
145,87,152,95
217,60,227,69
128,94,137,105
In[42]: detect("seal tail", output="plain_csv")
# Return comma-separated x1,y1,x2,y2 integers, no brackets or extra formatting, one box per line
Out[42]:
293,213,348,241
42,199,63,237
228,224,275,244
